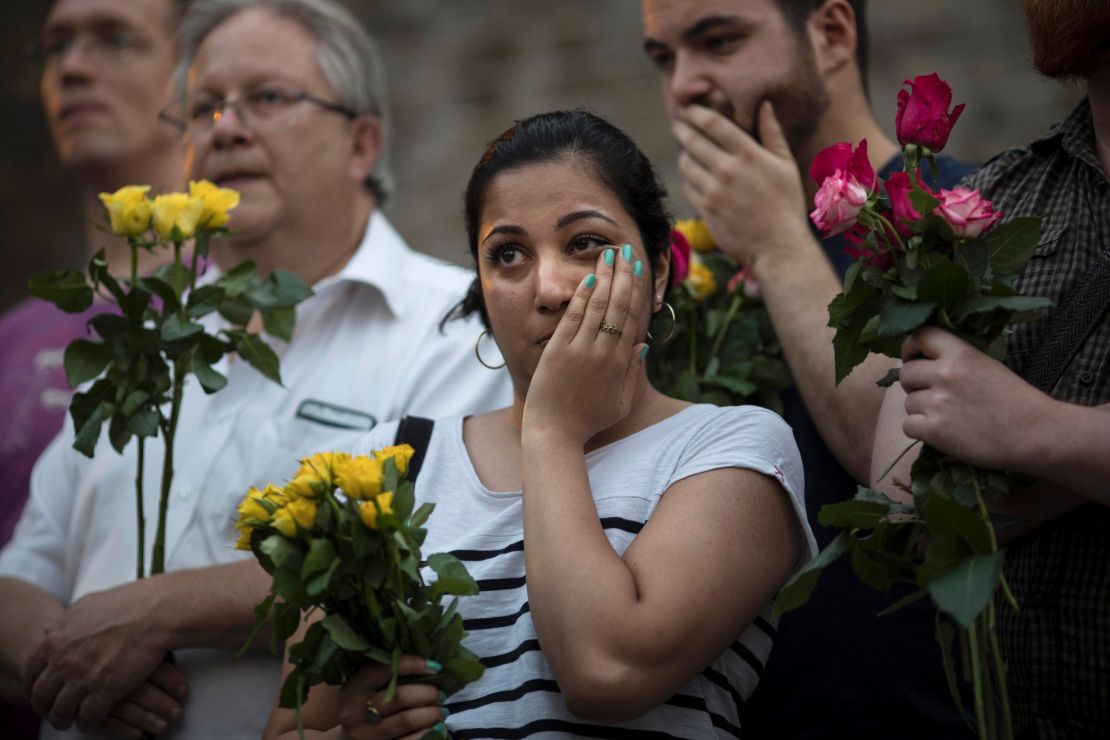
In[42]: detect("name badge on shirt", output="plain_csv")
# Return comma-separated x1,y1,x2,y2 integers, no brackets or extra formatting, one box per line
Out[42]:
296,399,377,431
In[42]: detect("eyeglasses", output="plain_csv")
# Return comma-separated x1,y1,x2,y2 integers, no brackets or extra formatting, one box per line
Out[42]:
160,86,357,138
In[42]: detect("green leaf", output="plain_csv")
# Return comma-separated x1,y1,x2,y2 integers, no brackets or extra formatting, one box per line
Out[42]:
428,553,480,600
934,616,973,725
218,295,254,326
920,492,993,553
954,240,990,283
983,217,1041,276
410,502,435,528
917,261,971,312
302,539,339,596
63,340,112,387
270,269,313,306
773,531,853,615
956,294,1053,320
108,412,131,454
127,408,160,438
161,313,204,343
320,613,372,651
190,354,228,394
850,542,900,592
277,666,307,710
72,401,113,457
705,372,757,397
877,298,935,338
220,260,257,297
29,269,94,313
832,325,869,385
818,499,889,530
908,188,940,217
263,307,296,342
927,552,1002,629
236,333,283,385
876,588,928,617
259,534,303,571
136,277,181,313
237,593,275,657
186,284,225,319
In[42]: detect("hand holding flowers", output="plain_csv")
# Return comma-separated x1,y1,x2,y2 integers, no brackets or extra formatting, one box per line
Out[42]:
237,447,484,740
775,74,1050,740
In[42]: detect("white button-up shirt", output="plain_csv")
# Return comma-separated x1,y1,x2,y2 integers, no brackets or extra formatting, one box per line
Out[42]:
0,212,512,739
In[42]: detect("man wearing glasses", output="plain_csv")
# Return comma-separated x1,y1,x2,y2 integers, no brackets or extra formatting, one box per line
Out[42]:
0,3,185,735
0,1,511,738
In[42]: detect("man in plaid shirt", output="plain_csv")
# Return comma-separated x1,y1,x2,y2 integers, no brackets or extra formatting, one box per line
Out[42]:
874,1,1110,736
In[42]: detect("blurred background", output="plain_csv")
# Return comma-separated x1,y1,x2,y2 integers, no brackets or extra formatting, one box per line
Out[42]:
0,0,1083,314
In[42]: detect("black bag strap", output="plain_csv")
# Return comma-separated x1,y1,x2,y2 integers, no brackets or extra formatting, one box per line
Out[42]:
392,416,434,483
1024,250,1110,393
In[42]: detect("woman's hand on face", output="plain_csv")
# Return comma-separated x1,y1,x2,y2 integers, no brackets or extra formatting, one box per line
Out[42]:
336,656,446,740
523,244,649,446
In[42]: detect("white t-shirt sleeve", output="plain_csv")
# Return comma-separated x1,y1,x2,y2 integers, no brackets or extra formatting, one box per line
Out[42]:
350,420,401,457
0,426,79,602
669,405,817,564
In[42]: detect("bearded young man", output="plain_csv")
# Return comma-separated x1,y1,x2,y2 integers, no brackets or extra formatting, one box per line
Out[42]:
873,1,1110,736
641,1,978,737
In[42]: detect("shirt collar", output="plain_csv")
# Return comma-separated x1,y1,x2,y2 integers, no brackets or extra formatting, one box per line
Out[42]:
315,211,412,318
1031,97,1103,175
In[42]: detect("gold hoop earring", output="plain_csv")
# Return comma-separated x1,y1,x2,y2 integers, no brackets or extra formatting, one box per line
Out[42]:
474,329,506,370
648,301,676,345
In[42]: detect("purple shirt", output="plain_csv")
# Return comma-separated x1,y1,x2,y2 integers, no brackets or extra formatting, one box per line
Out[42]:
0,297,105,547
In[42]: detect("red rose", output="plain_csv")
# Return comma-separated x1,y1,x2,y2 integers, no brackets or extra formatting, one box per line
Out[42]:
895,73,965,152
810,139,875,190
935,188,1004,239
669,228,691,286
884,170,934,238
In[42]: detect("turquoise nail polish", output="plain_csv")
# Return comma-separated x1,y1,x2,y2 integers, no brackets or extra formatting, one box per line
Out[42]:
433,722,447,733
439,690,449,703
640,346,650,361
633,260,643,278
603,248,615,266
426,659,443,672
584,273,596,289
622,243,633,261
441,706,451,718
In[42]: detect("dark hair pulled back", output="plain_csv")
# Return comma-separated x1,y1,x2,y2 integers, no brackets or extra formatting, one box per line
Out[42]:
446,109,672,329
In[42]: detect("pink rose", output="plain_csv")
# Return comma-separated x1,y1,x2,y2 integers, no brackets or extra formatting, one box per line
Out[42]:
810,139,875,190
935,188,1004,239
895,73,965,152
810,171,869,236
726,268,748,294
884,170,933,238
669,229,691,286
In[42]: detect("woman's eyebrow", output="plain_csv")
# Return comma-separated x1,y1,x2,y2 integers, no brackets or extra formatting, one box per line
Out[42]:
481,224,526,245
556,210,618,229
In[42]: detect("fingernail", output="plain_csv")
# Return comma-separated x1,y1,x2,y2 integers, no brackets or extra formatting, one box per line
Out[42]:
433,722,447,733
584,273,596,289
603,248,615,266
633,260,643,278
439,690,448,703
640,346,650,361
426,659,442,672
441,706,451,718
622,244,633,261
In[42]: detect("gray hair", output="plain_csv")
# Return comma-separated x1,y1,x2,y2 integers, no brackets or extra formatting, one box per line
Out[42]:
175,0,393,203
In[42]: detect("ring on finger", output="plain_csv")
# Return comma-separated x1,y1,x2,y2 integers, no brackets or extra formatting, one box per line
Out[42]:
599,322,622,336
365,698,382,725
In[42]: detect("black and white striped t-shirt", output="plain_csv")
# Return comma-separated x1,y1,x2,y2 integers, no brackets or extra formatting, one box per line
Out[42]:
355,404,815,739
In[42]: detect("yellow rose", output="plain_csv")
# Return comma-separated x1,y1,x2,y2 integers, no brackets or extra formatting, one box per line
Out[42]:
99,185,152,236
674,218,715,253
287,497,317,531
271,507,297,537
335,456,384,500
151,192,205,240
373,444,414,477
358,492,395,531
287,451,351,499
234,526,253,551
189,179,240,229
685,259,717,302
236,486,272,526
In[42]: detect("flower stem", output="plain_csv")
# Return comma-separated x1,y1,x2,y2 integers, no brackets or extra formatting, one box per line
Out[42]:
706,293,742,371
968,621,987,740
988,600,1015,740
135,438,146,580
151,359,185,575
688,304,698,375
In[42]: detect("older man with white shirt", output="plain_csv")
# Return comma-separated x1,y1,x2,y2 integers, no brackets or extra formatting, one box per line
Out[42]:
0,1,511,738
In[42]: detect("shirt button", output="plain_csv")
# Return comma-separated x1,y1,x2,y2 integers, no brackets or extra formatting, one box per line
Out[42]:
1078,371,1095,385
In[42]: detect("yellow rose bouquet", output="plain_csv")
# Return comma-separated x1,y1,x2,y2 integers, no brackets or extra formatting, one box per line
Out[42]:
237,446,483,740
648,219,790,412
29,181,312,578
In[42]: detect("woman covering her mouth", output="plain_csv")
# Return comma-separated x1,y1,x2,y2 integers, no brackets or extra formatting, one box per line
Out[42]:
265,110,817,739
